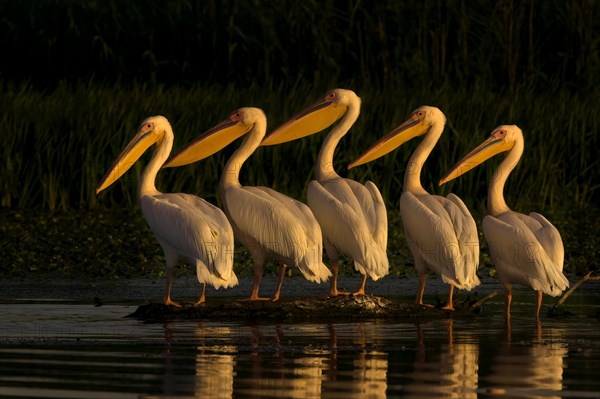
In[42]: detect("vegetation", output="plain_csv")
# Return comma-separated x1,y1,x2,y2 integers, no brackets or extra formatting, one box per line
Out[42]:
1,0,598,278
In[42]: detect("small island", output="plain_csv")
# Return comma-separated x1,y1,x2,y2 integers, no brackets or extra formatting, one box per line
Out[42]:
127,292,497,322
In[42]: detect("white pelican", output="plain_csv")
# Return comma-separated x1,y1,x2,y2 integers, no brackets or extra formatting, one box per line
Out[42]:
439,125,569,319
262,89,389,296
164,107,331,300
348,106,480,310
96,116,238,307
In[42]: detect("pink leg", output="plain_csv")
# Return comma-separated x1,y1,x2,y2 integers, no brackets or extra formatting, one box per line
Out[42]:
535,290,543,321
441,284,455,310
249,261,270,301
353,274,367,295
164,267,181,307
194,282,206,305
329,260,349,296
504,285,512,321
272,264,286,301
416,273,432,307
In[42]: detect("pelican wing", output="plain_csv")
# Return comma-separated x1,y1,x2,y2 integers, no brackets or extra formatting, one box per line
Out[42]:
344,179,388,249
527,212,565,272
223,186,330,282
141,193,237,288
307,179,389,279
482,212,568,296
400,191,480,289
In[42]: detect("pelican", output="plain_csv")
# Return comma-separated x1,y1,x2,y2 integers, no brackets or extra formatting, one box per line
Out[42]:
262,89,389,296
164,107,331,300
439,125,569,319
96,116,238,306
348,106,480,310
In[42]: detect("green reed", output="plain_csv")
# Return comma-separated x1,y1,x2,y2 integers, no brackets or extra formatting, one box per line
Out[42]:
1,79,598,216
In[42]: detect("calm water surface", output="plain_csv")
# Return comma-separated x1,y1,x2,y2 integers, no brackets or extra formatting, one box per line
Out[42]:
1,286,599,398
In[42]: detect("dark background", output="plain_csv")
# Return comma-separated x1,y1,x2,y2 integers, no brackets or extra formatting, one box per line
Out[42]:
2,0,598,91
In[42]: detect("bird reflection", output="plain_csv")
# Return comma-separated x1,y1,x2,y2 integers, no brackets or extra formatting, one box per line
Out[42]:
485,319,567,398
157,321,236,399
155,321,391,398
323,323,388,398
403,319,479,398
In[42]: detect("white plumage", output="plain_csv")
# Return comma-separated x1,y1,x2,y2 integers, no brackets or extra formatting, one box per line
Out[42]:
264,89,389,296
96,115,237,306
440,124,568,318
348,106,480,309
165,107,331,300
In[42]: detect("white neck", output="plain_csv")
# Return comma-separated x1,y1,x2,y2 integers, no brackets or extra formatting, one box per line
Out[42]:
138,130,172,199
220,118,266,189
316,104,359,181
487,139,523,216
403,122,444,195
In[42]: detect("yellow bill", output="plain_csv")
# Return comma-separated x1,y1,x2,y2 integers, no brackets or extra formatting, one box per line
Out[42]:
96,128,160,194
262,100,347,146
348,117,427,169
164,119,252,168
439,135,515,185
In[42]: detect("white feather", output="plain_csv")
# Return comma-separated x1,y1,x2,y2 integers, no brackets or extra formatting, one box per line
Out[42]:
141,193,238,289
400,191,480,290
483,211,568,296
308,178,389,280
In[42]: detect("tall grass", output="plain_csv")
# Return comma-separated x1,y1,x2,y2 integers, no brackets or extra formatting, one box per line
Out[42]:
1,79,598,214
3,1,598,91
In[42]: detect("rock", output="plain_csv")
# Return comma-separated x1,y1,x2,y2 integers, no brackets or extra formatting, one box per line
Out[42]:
126,294,491,322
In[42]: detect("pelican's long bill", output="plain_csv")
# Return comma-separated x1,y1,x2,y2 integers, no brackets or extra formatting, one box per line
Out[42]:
96,122,161,194
261,95,347,146
439,133,514,185
164,116,252,168
348,115,427,169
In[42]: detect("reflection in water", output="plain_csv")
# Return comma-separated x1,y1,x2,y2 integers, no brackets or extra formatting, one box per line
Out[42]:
403,319,479,398
2,301,594,399
324,324,388,398
158,321,236,399
195,352,235,398
236,323,388,398
485,320,567,399
154,319,571,399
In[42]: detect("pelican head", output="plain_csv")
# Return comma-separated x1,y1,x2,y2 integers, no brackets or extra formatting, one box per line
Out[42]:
96,115,171,194
348,106,444,169
261,88,359,146
164,107,265,168
439,125,521,185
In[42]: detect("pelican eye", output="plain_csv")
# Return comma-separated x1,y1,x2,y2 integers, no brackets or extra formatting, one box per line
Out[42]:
492,130,506,139
231,111,243,121
326,92,336,101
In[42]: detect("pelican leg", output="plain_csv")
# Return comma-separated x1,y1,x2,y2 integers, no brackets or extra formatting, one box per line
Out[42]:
272,264,286,302
194,282,206,305
441,284,455,310
163,252,182,307
504,284,512,320
249,255,270,301
163,268,181,307
329,260,349,296
416,273,433,308
353,273,367,296
535,290,543,320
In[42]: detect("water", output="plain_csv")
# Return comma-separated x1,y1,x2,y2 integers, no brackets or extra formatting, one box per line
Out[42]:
1,278,599,398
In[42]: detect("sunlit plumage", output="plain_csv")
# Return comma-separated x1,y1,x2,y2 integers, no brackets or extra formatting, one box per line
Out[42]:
96,116,238,306
349,106,480,309
439,125,569,319
263,89,389,296
164,107,331,300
